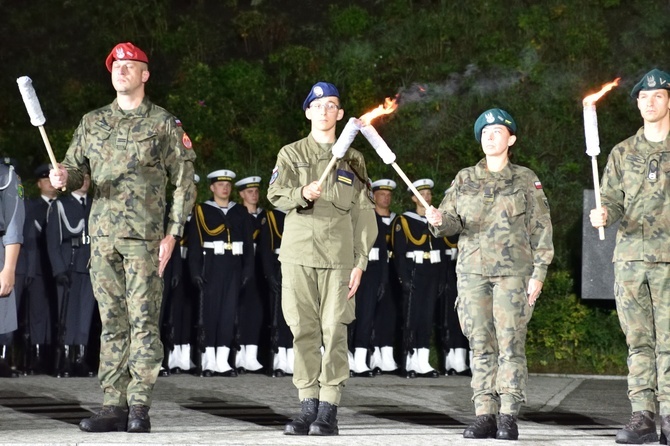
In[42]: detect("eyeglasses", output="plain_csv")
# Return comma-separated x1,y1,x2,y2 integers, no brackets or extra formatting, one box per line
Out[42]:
309,102,340,112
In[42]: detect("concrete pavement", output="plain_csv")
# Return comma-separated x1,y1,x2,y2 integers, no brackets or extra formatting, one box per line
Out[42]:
0,372,639,445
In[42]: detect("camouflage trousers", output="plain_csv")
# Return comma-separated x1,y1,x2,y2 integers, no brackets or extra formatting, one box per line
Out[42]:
457,274,533,416
281,264,355,406
90,236,163,408
614,261,670,415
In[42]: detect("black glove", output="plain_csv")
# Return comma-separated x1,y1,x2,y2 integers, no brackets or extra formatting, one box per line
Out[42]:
170,274,181,289
56,273,70,287
193,276,205,292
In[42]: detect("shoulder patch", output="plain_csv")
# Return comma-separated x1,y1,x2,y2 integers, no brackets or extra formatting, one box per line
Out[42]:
17,179,24,200
270,166,279,185
534,181,542,189
175,118,183,127
182,133,193,149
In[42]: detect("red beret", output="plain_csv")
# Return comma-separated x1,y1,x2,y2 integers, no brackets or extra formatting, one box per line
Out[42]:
105,42,149,72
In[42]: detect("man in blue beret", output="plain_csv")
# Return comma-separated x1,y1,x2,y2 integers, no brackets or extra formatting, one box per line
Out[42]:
591,68,670,444
268,82,377,436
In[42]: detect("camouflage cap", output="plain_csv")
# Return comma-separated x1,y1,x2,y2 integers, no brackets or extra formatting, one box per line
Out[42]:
474,108,517,143
630,68,670,98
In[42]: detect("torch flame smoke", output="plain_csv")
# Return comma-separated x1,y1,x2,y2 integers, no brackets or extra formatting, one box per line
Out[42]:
359,97,398,126
583,78,620,106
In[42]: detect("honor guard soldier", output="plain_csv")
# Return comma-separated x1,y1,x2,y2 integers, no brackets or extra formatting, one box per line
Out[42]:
392,178,441,378
258,206,293,376
234,175,266,373
24,164,58,374
46,173,96,378
590,69,670,444
50,42,197,433
367,179,399,375
268,81,377,436
348,179,398,377
0,159,25,378
164,173,200,375
427,108,553,440
188,169,254,377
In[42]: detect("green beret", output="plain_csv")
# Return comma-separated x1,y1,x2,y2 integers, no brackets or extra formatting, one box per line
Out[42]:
630,68,670,98
474,108,517,143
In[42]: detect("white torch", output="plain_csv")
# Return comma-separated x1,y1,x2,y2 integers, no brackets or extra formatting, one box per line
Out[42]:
359,123,430,209
316,117,361,187
16,76,64,190
583,77,619,241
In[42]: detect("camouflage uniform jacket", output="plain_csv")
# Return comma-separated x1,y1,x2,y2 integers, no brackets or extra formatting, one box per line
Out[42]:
62,97,196,240
600,127,670,262
267,134,377,270
430,159,553,282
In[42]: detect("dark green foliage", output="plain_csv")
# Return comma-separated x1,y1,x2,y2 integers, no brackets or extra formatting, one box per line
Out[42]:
2,0,667,372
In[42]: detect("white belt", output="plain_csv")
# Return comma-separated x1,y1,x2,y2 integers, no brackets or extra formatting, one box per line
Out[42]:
180,246,188,259
202,241,244,255
445,248,458,260
274,248,281,255
368,247,380,261
405,249,442,264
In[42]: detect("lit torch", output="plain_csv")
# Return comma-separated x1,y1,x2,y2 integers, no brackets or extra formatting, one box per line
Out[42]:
316,97,399,187
357,98,432,209
583,77,620,240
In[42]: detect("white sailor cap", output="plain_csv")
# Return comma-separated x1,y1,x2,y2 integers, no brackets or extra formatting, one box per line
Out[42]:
235,176,262,191
371,179,397,192
207,169,236,183
194,174,200,184
409,178,434,192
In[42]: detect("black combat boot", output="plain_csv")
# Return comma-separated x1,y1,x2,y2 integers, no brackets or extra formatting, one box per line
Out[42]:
79,405,128,432
284,398,319,435
496,414,519,440
308,401,339,436
463,414,497,439
615,410,658,444
661,415,670,445
127,404,151,433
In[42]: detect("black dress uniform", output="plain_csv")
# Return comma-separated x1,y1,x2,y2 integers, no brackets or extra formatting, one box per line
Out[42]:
46,192,96,377
258,208,293,376
24,175,57,373
370,209,399,374
349,210,389,377
188,197,254,376
235,207,266,373
392,205,442,378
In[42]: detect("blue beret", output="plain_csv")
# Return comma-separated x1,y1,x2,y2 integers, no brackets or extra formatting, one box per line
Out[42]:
630,68,670,98
474,108,517,143
303,82,340,111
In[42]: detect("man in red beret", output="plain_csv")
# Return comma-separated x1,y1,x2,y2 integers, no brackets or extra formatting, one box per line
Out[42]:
50,42,196,434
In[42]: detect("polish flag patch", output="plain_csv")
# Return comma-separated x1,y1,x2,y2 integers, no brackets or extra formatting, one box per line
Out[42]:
534,181,542,189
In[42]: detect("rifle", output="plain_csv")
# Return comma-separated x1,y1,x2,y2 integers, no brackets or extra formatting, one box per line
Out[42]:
401,265,417,378
54,248,74,377
267,274,281,377
21,278,31,374
437,278,449,375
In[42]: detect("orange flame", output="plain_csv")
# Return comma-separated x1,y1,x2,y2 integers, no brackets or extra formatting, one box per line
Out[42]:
583,78,621,106
359,97,398,126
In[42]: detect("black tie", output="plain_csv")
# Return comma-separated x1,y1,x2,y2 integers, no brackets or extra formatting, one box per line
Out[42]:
80,197,86,207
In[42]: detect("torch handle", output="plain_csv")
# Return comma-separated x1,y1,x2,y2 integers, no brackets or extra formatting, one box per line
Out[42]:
591,156,604,240
316,156,339,188
391,162,431,209
38,125,65,191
